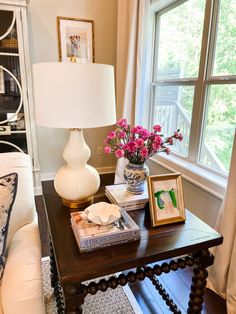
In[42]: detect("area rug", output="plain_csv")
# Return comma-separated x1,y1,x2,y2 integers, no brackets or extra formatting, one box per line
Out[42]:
42,257,142,314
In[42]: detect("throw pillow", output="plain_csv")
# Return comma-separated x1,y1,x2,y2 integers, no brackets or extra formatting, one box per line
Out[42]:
0,173,18,279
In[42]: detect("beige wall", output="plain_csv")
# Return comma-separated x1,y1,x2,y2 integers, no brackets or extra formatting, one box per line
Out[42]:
28,0,118,175
27,0,222,227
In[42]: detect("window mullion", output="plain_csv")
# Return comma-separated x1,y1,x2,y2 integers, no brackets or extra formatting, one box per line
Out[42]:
188,0,213,162
205,0,220,80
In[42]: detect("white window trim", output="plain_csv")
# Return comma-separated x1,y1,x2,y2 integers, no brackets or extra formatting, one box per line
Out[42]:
147,0,235,200
150,154,226,200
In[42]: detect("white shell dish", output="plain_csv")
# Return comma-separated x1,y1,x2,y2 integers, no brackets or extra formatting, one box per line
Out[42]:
84,202,121,226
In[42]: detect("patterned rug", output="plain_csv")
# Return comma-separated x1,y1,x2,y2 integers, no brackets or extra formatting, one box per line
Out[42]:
42,257,142,314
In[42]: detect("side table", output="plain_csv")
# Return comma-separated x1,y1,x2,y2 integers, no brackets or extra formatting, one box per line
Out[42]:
42,181,223,314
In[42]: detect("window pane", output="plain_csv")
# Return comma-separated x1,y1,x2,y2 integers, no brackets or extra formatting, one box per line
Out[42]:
153,85,194,156
155,0,205,80
212,0,236,76
200,84,236,172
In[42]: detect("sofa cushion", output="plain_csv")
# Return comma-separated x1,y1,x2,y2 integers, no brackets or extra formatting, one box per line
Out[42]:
1,222,45,314
0,173,18,279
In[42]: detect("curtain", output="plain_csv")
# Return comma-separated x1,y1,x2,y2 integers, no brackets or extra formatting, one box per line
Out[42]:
115,0,150,183
208,130,236,314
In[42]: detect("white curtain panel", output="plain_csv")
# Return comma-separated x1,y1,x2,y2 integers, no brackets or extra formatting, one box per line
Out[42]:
115,0,150,184
208,129,236,314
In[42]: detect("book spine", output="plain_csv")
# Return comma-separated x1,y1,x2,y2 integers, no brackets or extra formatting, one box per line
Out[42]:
105,192,146,210
80,229,140,249
79,236,140,252
105,185,148,206
71,223,140,252
122,203,145,211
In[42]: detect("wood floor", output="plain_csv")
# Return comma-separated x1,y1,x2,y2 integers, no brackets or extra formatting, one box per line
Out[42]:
125,264,226,314
35,176,227,314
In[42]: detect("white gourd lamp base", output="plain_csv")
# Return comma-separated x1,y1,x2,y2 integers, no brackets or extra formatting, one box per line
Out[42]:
54,129,100,209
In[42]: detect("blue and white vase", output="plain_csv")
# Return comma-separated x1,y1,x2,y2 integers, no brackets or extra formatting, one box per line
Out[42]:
124,162,149,194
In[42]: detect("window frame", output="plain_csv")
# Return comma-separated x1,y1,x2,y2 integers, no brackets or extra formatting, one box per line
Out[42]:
149,0,236,199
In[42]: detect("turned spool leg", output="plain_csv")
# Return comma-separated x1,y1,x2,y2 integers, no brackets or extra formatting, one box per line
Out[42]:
187,249,214,314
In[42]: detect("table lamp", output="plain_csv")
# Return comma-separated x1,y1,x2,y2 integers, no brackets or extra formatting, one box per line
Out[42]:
33,62,116,209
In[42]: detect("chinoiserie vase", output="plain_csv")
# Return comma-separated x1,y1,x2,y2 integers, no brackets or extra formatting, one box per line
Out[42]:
124,162,149,194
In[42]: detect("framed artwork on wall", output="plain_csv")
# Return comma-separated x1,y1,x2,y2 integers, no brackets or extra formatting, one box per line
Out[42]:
147,173,186,227
57,16,94,63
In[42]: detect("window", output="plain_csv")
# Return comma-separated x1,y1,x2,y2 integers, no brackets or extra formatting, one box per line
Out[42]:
150,0,236,182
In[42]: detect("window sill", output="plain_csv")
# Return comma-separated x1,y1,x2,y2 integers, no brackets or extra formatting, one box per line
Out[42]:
149,154,227,200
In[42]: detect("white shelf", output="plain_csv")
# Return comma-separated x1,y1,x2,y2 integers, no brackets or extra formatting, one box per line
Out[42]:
0,52,19,56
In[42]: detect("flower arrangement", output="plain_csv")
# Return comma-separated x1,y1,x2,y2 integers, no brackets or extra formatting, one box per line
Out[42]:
104,118,183,164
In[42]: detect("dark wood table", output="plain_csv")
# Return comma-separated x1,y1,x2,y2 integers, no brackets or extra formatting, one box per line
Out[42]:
43,182,223,314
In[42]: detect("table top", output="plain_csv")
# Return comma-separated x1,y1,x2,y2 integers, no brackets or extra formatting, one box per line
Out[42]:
43,181,223,285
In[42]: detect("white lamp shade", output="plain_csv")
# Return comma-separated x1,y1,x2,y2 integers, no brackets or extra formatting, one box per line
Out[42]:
33,62,116,129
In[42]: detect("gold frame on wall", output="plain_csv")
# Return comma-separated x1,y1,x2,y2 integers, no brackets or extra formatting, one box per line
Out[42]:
147,173,186,227
57,16,95,63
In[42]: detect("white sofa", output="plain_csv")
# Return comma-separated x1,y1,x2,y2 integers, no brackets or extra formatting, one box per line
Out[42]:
0,152,45,314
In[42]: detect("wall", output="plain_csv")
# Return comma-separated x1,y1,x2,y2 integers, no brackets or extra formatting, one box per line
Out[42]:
27,0,222,227
147,159,222,227
28,0,118,176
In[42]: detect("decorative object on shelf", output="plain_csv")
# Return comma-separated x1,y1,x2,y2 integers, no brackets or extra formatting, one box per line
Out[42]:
57,16,94,63
147,173,186,227
70,209,140,252
124,162,149,194
1,25,18,50
104,118,183,194
0,68,4,94
33,62,116,209
105,183,148,211
7,113,25,130
84,202,121,226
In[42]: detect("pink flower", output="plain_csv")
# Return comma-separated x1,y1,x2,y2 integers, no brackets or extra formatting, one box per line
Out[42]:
131,127,139,134
136,125,143,131
104,138,109,145
115,149,124,158
140,128,150,140
154,135,162,145
168,137,173,145
117,118,127,128
153,125,162,132
152,142,161,152
122,144,129,151
174,131,183,141
104,146,112,154
165,148,171,155
108,131,116,139
118,131,126,139
140,147,149,158
103,120,182,163
135,138,144,148
127,141,136,153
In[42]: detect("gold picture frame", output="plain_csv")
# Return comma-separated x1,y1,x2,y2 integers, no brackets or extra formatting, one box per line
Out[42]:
147,173,186,227
57,16,94,63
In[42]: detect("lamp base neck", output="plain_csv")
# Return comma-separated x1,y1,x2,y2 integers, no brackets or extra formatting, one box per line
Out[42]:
62,196,93,210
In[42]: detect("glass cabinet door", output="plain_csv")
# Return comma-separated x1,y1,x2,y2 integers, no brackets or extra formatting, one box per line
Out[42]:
0,9,27,153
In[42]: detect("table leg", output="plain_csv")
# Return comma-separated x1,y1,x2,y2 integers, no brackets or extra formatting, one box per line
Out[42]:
49,241,65,313
187,249,214,314
63,283,85,314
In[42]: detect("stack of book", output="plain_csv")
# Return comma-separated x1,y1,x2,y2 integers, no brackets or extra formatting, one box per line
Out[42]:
105,183,149,211
71,208,140,252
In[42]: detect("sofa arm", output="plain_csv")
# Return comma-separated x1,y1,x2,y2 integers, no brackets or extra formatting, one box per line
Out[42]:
1,222,45,314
